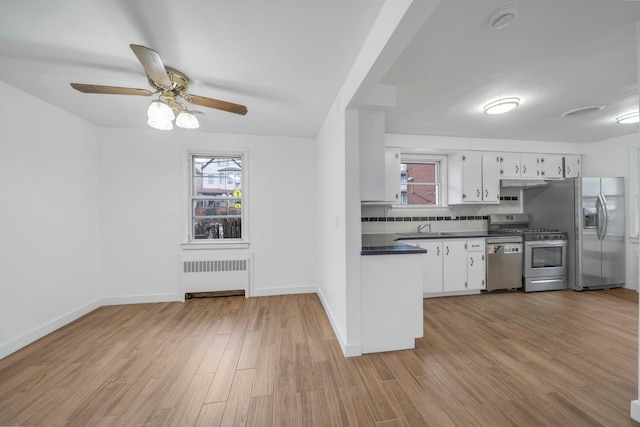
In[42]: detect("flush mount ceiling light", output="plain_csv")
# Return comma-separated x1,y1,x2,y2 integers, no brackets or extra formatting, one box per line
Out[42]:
489,5,518,29
615,111,640,124
483,97,520,115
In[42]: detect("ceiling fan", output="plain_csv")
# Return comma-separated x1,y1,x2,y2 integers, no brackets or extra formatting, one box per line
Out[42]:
70,44,247,130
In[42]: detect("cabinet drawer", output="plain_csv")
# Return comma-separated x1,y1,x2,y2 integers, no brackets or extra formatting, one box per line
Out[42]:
467,239,485,252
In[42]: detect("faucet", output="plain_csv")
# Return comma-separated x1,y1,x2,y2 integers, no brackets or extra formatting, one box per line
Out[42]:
417,223,432,233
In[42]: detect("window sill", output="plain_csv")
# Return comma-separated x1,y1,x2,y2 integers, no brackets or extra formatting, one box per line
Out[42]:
181,241,250,250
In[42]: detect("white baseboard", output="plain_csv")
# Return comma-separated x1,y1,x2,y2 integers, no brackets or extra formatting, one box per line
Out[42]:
316,288,362,357
0,299,102,360
250,285,317,297
631,400,640,422
100,293,182,306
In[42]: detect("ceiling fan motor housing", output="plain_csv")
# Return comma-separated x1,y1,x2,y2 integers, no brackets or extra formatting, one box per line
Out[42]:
148,66,190,95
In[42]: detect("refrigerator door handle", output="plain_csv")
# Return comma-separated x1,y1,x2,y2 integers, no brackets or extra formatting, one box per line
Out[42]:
600,194,609,239
595,195,603,240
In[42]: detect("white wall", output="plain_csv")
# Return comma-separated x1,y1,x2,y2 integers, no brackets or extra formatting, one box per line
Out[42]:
98,128,318,303
0,81,102,358
582,132,640,290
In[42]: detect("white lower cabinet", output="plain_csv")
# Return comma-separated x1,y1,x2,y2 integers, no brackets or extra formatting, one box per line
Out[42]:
443,240,468,292
466,239,486,290
405,240,444,294
407,238,486,296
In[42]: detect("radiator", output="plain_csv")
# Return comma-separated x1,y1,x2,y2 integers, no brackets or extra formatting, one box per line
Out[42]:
180,254,251,297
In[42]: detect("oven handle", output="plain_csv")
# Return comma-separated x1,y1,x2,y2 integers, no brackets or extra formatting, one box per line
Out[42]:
524,240,567,248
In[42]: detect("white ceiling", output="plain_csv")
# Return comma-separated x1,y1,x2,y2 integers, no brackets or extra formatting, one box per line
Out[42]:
0,0,384,137
382,0,640,143
1,0,640,143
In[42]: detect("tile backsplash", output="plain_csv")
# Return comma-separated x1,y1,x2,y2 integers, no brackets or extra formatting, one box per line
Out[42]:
361,188,521,234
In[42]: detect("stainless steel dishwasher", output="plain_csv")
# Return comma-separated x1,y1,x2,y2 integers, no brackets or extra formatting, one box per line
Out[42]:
486,236,523,290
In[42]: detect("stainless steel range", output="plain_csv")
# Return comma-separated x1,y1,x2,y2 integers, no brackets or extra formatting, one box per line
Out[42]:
489,214,568,292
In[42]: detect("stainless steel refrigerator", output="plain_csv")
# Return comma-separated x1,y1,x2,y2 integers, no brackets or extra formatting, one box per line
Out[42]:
523,177,625,290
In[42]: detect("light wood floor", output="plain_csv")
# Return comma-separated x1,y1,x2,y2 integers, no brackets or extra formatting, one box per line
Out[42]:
0,288,638,426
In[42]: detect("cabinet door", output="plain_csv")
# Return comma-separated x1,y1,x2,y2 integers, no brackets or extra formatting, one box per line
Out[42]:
461,152,482,202
563,155,581,178
481,154,501,202
422,241,443,294
499,153,521,178
467,242,486,291
384,150,401,203
520,154,541,178
541,155,564,179
443,240,468,292
405,240,443,295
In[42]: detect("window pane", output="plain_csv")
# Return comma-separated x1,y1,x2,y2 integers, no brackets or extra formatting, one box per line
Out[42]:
406,184,437,204
193,156,242,197
191,154,243,240
401,161,439,205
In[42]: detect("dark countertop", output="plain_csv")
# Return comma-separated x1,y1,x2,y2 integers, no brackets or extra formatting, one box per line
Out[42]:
360,231,522,255
360,244,427,256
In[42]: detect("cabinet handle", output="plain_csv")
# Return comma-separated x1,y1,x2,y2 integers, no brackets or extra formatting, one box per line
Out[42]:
437,246,440,256
515,165,519,174
477,189,480,198
558,166,562,174
567,166,571,175
523,165,527,174
485,189,488,198
470,256,474,266
446,246,449,256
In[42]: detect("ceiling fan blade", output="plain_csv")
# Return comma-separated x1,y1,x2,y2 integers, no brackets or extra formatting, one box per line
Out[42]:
129,44,173,90
183,94,248,115
70,83,154,96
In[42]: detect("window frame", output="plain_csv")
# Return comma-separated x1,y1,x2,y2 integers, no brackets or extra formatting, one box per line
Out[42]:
396,153,447,208
182,149,249,250
630,146,639,242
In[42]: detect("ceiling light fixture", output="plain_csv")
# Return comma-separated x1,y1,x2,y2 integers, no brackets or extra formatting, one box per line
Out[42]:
483,97,520,115
615,111,640,124
489,5,517,30
146,96,200,130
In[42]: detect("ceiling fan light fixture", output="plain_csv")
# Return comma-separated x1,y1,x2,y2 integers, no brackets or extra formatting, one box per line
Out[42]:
615,111,640,124
176,111,200,129
147,116,173,131
147,99,175,121
483,97,520,115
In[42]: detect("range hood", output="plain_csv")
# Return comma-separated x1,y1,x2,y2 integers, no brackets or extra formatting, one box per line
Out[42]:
500,179,549,189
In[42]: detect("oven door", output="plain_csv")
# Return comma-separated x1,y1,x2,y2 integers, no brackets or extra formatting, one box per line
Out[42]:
523,240,567,278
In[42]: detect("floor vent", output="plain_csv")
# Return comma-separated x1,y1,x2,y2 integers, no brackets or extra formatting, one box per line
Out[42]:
185,290,245,299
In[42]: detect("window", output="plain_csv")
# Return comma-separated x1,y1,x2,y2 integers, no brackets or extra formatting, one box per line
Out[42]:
399,154,443,206
190,154,244,241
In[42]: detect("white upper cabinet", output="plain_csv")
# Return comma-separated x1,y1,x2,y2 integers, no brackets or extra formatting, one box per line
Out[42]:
482,154,501,202
563,155,581,178
540,155,564,179
385,150,401,203
359,110,388,202
499,153,521,178
520,154,541,178
448,152,500,204
498,153,566,180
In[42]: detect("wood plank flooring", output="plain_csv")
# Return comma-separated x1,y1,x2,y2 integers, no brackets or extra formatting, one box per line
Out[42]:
0,288,638,426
